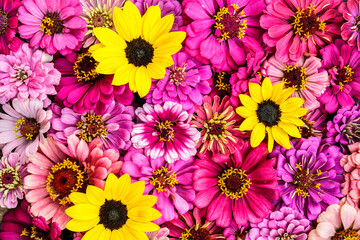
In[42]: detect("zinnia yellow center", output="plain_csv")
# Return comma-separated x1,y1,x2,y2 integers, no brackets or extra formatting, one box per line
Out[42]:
332,65,354,91
155,120,175,142
293,163,321,198
0,10,8,34
333,229,360,240
282,65,308,90
40,13,64,35
14,117,40,140
73,52,103,82
86,7,113,29
180,226,211,240
291,4,325,38
214,72,231,91
0,167,21,190
218,167,251,200
149,167,178,192
169,64,187,85
20,225,49,239
77,114,108,142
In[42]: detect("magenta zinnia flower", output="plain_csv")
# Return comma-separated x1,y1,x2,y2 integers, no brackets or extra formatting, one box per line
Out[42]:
0,200,61,240
319,39,360,113
260,0,342,62
0,0,21,55
193,141,279,228
308,203,360,240
191,95,244,156
263,55,329,110
130,0,183,31
0,153,27,209
131,101,200,163
146,50,212,113
54,52,133,114
24,135,121,229
17,0,87,56
0,42,61,106
121,147,198,224
49,101,134,151
339,0,360,51
183,0,265,71
0,98,51,163
271,137,344,220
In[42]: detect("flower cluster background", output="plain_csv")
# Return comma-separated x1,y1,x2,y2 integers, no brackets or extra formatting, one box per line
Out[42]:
0,0,360,239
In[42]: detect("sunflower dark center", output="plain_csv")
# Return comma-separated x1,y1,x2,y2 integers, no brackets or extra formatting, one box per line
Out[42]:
333,229,360,240
99,199,128,231
125,37,154,67
0,9,8,34
291,4,325,38
40,12,64,35
15,118,40,141
282,66,307,90
180,227,211,240
293,163,320,198
256,100,281,127
331,65,354,91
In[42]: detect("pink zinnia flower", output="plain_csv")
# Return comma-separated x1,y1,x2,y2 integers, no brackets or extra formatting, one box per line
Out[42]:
191,95,244,156
263,55,329,110
122,147,198,224
17,0,87,55
0,98,51,163
131,101,200,163
0,42,61,106
193,141,279,228
54,51,133,114
260,0,342,62
308,203,360,240
183,0,266,71
24,135,121,229
339,0,360,50
319,39,360,113
146,227,170,240
146,50,212,113
49,101,134,151
0,153,27,209
0,0,21,55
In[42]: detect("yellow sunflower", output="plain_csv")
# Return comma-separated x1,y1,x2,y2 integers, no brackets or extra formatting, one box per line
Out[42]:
236,77,308,152
65,173,161,240
90,1,186,97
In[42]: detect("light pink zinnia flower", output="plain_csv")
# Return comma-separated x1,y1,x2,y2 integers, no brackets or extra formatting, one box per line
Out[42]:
146,227,170,240
0,98,51,163
260,0,343,62
308,203,360,240
0,42,61,107
263,55,329,110
24,135,121,229
339,0,360,51
0,153,27,209
131,101,200,163
17,0,87,55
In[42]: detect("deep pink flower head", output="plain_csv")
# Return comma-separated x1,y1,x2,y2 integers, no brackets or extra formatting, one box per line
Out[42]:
121,147,198,224
263,55,329,110
18,0,87,56
0,0,21,55
163,207,224,240
260,0,342,62
0,200,62,240
54,52,133,114
131,101,200,163
183,0,266,71
0,42,61,106
146,50,212,113
319,39,360,113
339,0,360,51
193,141,279,228
24,135,121,229
223,221,249,240
130,0,183,31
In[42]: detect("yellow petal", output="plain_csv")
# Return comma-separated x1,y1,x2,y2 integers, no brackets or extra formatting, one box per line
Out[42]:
123,225,148,240
152,55,174,67
69,192,89,205
146,62,166,79
271,82,285,102
122,1,142,38
272,125,291,149
89,43,105,53
91,46,126,62
127,195,158,209
93,28,126,48
266,127,274,153
114,173,131,201
65,204,100,220
126,219,160,232
249,82,263,103
281,114,305,126
123,181,145,204
104,173,119,200
113,5,138,42
113,64,133,86
278,121,301,138
86,185,105,206
112,229,126,240
82,224,105,240
142,5,161,43
239,94,258,110
148,14,174,43
95,59,123,75
128,206,162,222
277,87,295,105
128,66,138,92
285,107,308,117
135,66,151,98
66,217,99,232
239,116,258,131
250,122,266,147
236,106,256,118
261,77,273,100
153,31,186,53
280,97,305,112
99,228,112,239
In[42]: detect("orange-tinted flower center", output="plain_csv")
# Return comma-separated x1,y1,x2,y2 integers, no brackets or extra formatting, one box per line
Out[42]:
218,167,251,200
